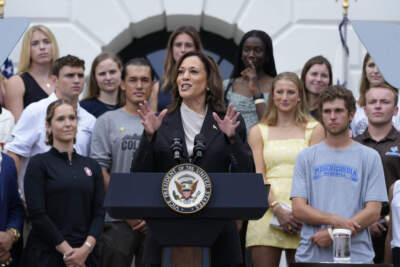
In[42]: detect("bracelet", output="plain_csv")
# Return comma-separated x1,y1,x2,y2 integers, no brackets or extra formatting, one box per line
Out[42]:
327,227,334,240
270,200,280,209
254,98,265,105
6,227,20,241
84,241,93,251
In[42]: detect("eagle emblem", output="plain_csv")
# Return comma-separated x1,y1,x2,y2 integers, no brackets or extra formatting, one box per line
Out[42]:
174,178,199,200
162,163,212,214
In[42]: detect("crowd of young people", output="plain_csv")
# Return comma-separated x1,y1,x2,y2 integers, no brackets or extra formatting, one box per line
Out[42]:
0,23,399,267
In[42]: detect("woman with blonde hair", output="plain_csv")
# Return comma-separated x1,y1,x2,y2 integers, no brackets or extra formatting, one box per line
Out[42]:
80,52,123,117
4,24,59,121
246,72,325,267
150,25,203,111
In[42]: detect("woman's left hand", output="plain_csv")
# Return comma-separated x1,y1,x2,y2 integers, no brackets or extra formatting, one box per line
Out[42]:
213,104,240,139
64,246,90,267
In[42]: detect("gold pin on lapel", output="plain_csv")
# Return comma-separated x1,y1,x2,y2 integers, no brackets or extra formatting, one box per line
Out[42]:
212,124,218,130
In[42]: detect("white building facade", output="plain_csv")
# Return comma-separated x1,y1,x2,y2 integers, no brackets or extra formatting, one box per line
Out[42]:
5,0,400,97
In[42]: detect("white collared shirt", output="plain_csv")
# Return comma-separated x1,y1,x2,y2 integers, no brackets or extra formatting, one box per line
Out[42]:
5,93,96,197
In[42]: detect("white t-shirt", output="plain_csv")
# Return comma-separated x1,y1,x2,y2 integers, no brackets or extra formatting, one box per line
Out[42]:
351,97,400,137
5,93,96,197
0,108,14,151
391,180,400,249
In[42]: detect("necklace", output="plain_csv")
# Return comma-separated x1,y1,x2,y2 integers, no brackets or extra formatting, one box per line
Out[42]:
30,72,52,89
40,76,52,88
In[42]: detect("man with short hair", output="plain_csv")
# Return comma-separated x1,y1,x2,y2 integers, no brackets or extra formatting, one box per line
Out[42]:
291,85,388,263
5,55,96,197
90,58,153,267
354,84,400,263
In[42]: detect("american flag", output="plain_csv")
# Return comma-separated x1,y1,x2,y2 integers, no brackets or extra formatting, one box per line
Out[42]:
1,58,14,78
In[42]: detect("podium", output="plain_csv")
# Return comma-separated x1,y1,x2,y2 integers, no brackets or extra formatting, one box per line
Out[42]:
104,171,269,267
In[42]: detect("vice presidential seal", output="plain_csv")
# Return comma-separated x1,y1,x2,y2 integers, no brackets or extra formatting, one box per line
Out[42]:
162,163,212,214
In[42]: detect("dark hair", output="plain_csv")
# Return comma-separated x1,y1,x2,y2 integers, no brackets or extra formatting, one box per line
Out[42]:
319,85,356,115
121,57,155,81
301,55,333,88
52,55,85,77
169,51,225,114
231,30,277,79
46,99,77,146
162,26,204,91
85,52,122,100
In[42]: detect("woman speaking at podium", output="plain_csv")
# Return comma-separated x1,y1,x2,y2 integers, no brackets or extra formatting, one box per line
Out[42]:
132,51,254,266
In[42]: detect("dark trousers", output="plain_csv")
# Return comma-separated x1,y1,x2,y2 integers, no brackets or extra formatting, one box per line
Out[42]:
394,247,400,267
372,228,388,263
97,221,146,267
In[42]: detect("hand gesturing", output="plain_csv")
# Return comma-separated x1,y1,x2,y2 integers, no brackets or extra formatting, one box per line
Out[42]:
212,104,240,139
241,60,259,95
137,101,167,140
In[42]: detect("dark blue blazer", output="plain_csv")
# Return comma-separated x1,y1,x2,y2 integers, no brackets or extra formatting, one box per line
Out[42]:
133,105,254,173
0,152,24,232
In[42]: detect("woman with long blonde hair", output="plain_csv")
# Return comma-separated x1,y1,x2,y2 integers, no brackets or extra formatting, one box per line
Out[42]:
246,72,325,267
4,25,59,121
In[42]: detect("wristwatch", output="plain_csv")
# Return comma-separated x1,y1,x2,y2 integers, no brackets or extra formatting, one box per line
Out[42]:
6,227,20,241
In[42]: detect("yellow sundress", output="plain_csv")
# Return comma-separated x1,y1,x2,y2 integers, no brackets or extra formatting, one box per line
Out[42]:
246,121,318,249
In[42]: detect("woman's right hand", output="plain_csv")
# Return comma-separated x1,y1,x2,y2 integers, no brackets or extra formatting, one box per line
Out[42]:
137,101,167,140
240,60,259,96
274,205,302,235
